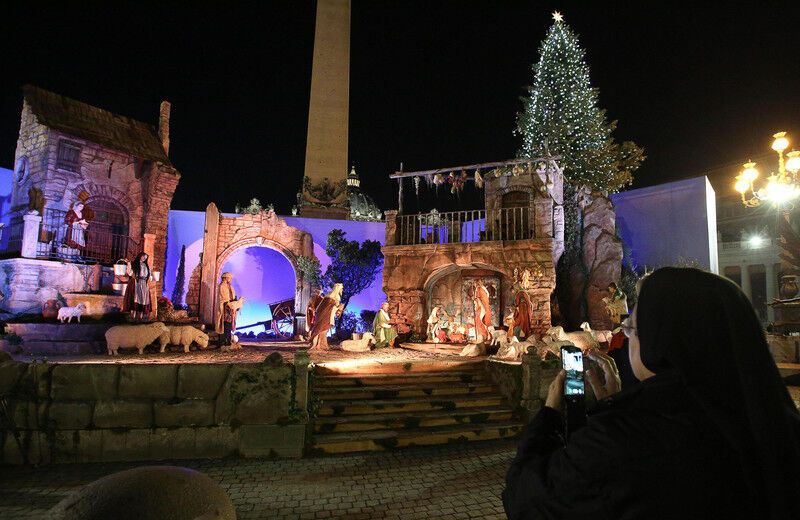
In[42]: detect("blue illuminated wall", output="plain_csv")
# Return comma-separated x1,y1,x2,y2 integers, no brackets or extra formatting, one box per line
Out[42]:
164,211,387,321
612,176,719,273
0,167,13,250
220,246,295,329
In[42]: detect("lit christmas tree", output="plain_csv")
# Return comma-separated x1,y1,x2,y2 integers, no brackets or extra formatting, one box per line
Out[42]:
516,11,643,193
517,12,644,327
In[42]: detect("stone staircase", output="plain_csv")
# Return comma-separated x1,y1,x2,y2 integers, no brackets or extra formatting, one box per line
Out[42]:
309,359,524,454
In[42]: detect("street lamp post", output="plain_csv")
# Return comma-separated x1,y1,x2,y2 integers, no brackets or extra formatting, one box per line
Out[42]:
734,132,800,325
734,132,800,208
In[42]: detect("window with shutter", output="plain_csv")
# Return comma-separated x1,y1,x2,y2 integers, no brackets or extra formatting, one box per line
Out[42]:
56,141,81,172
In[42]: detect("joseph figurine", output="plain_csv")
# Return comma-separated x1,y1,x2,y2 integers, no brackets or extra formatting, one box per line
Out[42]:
306,288,324,332
308,283,344,350
216,272,244,348
372,301,398,348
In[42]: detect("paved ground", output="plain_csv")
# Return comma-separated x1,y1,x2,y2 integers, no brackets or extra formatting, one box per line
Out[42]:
0,439,517,520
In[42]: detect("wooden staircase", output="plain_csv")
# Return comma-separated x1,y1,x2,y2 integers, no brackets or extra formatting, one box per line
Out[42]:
309,359,524,454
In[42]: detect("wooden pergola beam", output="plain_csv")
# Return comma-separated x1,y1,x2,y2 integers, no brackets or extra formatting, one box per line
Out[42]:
389,156,560,179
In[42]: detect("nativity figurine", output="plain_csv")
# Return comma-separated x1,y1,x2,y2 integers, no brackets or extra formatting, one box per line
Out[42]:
308,283,344,350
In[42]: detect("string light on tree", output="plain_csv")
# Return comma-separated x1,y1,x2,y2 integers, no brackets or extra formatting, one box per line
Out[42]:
515,12,643,194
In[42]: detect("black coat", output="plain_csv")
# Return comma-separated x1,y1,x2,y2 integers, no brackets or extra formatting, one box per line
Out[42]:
503,371,753,520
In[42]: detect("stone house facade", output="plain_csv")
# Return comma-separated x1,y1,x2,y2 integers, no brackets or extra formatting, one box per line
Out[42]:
2,86,179,313
382,159,565,339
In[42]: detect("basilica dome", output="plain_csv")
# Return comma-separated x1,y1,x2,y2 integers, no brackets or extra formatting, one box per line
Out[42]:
347,166,382,221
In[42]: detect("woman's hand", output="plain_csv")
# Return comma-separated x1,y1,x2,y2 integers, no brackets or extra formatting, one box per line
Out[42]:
545,370,566,411
586,349,621,400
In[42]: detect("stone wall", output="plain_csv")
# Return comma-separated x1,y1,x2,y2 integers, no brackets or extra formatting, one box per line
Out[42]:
11,100,49,211
484,161,565,265
0,258,101,314
0,356,306,464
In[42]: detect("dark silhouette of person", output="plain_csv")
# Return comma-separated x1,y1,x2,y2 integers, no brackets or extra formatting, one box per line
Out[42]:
503,267,800,519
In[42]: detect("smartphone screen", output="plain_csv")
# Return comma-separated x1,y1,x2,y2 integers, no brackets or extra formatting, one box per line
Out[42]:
561,346,585,396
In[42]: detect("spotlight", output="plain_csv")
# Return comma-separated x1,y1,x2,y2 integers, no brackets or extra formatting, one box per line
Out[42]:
748,235,764,248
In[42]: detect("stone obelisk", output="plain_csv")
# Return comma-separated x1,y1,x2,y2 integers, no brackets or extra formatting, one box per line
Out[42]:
299,0,351,219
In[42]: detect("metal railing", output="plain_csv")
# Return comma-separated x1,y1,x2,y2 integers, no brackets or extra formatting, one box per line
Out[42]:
5,216,23,253
396,207,538,245
31,208,138,265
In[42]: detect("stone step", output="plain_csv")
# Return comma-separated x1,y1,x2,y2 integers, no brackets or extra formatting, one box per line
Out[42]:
311,420,524,454
313,407,514,433
789,386,800,410
315,382,496,401
317,395,505,416
314,371,487,388
314,359,485,376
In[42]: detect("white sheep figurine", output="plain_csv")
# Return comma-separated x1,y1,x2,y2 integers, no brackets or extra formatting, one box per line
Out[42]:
58,303,87,323
105,322,169,355
340,332,374,352
489,327,510,346
158,325,210,353
494,337,528,360
580,322,614,344
459,342,486,357
544,325,599,350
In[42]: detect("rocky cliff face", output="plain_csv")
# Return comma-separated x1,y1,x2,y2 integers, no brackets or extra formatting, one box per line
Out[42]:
564,193,623,330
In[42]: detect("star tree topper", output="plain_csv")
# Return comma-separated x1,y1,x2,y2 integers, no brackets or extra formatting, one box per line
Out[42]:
552,11,564,22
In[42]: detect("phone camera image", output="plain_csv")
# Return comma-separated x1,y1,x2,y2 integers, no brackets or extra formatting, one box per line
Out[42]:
562,349,585,396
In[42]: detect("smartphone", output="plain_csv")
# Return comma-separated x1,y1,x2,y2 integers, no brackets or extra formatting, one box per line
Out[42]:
560,345,585,397
560,344,586,438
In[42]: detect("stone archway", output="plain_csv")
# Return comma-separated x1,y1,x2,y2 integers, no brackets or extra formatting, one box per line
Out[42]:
424,263,508,336
197,203,314,330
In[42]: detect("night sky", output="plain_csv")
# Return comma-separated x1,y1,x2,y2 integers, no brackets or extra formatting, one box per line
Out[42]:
2,1,799,215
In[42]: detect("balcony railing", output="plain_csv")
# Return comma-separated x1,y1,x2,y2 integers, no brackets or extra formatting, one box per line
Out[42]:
395,207,538,246
719,239,776,250
3,208,139,265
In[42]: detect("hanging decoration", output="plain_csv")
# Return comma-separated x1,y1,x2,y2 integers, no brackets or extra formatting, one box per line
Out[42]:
474,169,484,189
433,173,445,185
413,176,421,199
449,170,467,195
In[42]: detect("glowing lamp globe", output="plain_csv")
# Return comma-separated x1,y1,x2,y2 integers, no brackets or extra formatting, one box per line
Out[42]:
748,235,764,248
741,162,759,182
786,151,800,174
734,178,750,194
772,132,789,152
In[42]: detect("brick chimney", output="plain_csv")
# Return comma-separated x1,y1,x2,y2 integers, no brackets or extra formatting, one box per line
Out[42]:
158,101,171,156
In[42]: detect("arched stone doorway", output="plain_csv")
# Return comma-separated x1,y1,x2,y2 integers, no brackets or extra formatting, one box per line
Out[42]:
217,242,299,333
424,263,507,340
196,203,314,332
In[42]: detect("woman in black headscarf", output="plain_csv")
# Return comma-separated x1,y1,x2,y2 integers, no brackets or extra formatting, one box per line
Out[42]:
503,267,800,519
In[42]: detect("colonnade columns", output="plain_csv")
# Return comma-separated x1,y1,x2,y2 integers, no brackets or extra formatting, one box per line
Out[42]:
741,264,752,301
766,263,776,322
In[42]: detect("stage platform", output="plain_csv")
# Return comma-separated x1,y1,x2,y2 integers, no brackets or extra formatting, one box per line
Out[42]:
6,339,480,365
